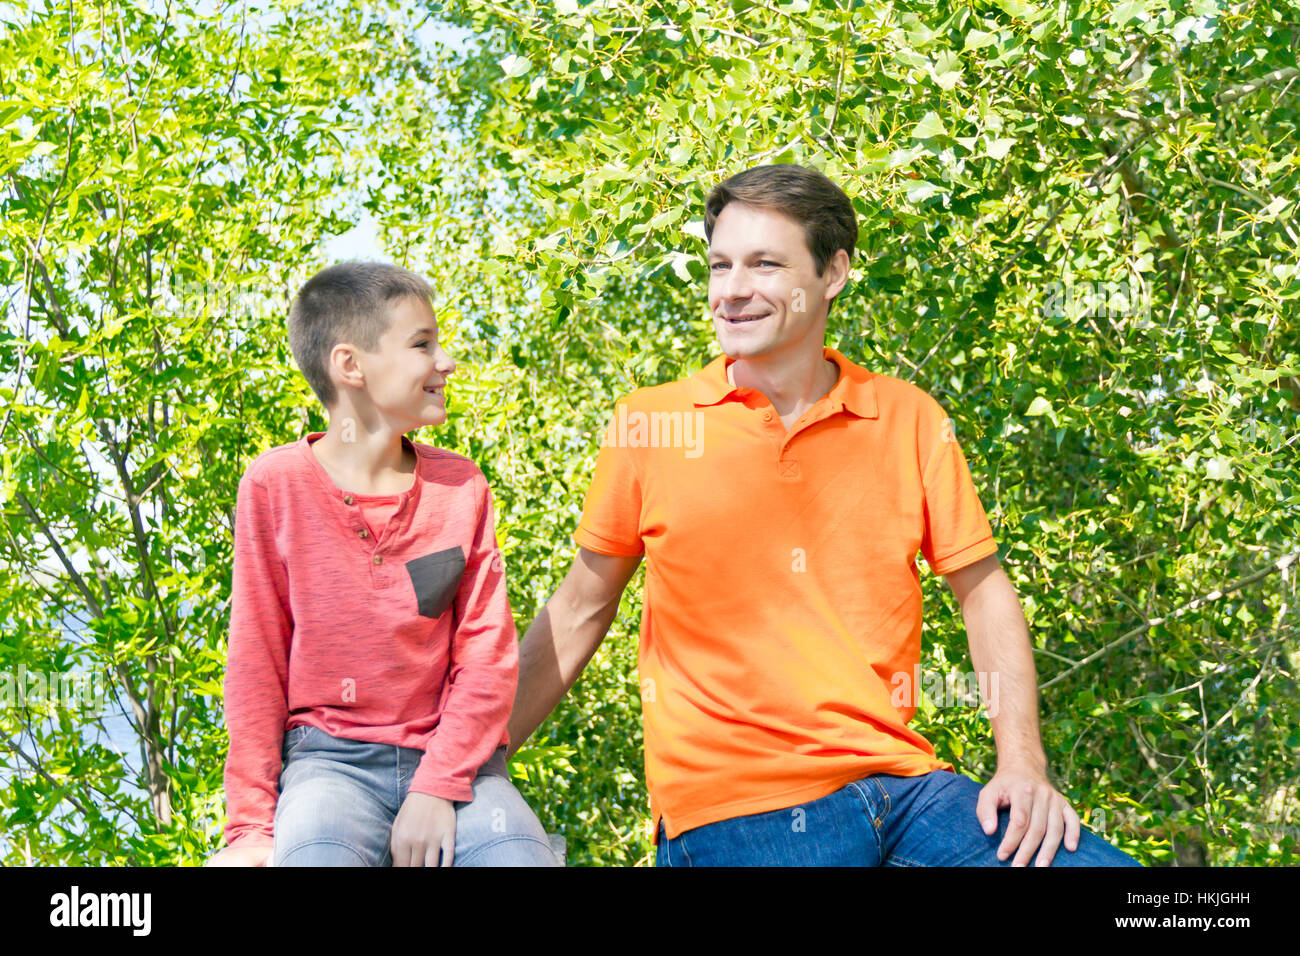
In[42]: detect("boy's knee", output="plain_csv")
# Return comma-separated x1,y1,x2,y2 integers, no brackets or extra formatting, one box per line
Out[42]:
454,835,561,867
275,839,374,867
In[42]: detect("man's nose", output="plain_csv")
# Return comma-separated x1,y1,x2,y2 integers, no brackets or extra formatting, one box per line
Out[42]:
722,265,752,301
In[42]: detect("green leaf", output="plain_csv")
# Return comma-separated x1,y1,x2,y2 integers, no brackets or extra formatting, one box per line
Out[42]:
1024,396,1053,417
912,111,949,139
498,54,532,77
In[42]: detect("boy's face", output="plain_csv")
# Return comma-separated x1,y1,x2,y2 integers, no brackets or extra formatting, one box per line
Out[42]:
707,202,848,362
351,295,455,430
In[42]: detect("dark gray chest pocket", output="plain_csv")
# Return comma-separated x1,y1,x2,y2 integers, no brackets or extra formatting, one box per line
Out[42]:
405,546,466,620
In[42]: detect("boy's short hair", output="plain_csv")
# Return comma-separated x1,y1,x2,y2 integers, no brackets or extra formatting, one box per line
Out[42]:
287,261,434,408
704,164,858,314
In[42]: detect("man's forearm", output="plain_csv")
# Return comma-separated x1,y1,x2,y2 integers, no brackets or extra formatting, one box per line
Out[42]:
506,591,620,759
962,571,1047,773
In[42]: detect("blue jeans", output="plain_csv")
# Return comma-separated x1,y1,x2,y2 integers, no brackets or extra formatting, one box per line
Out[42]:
656,769,1142,867
273,725,559,866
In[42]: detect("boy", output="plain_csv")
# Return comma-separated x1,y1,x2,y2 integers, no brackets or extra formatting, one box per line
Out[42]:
208,261,557,866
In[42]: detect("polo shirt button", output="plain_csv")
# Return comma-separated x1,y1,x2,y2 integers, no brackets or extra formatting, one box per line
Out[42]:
358,528,369,538
373,555,383,565
343,495,354,505
762,411,774,422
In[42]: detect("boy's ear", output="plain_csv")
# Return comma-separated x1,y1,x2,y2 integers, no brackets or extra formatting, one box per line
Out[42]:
328,341,366,391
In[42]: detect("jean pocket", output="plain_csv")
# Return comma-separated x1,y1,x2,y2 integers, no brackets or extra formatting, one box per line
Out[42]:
476,746,509,779
405,546,466,619
282,725,313,758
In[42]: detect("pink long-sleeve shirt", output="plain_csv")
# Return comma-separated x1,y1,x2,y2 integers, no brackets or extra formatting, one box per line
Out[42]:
222,431,516,849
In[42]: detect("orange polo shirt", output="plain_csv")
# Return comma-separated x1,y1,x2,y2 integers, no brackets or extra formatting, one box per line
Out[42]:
575,346,999,844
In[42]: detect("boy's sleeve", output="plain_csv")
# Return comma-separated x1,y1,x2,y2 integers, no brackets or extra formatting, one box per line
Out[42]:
917,393,999,575
222,471,293,848
574,396,645,556
409,474,517,801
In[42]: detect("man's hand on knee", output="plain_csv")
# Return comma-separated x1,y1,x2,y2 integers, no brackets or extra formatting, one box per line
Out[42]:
976,764,1081,867
391,792,457,867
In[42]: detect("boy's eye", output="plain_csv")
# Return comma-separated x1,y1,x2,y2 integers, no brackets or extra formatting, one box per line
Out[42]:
710,262,728,271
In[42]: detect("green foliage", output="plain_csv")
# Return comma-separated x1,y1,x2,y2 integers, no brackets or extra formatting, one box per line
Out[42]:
2,0,1297,865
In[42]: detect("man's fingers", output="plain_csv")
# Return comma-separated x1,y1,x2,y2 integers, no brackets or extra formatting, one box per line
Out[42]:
1034,802,1066,867
1010,787,1050,867
997,783,1035,862
440,832,455,868
975,783,1002,836
1065,803,1082,852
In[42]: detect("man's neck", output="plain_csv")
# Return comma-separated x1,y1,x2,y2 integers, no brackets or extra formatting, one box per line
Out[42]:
727,346,840,422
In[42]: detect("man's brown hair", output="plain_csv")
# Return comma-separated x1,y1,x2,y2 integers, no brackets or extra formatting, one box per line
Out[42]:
287,261,434,408
704,164,858,313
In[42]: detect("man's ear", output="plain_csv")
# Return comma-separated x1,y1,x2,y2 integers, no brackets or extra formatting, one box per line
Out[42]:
823,248,851,302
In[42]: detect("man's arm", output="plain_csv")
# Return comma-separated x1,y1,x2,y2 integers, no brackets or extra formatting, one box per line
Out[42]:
946,552,1082,867
506,547,642,760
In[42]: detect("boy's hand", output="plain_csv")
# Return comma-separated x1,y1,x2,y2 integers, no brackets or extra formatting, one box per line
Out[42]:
205,845,274,867
391,792,457,867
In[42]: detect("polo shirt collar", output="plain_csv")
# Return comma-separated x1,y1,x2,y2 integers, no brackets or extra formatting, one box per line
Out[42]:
688,346,878,419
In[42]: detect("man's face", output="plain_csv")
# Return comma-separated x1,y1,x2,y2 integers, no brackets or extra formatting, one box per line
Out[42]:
707,202,846,361
353,295,455,430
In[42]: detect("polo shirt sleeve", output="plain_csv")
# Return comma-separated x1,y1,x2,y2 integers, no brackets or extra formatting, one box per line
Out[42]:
917,394,998,575
574,396,645,557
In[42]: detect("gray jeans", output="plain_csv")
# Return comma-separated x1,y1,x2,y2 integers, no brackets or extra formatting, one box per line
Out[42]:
272,725,559,866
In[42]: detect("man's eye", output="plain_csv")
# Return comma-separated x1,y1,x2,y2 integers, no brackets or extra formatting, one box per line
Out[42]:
758,261,779,268
710,263,728,271
415,341,430,348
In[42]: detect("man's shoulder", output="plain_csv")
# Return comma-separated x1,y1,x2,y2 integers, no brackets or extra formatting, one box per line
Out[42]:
615,375,697,412
862,369,947,420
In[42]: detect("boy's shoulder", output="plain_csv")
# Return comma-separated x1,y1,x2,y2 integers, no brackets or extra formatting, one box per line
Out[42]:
240,437,307,488
410,441,486,486
238,435,489,497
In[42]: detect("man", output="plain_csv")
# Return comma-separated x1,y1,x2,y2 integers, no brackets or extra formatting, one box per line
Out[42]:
507,164,1139,867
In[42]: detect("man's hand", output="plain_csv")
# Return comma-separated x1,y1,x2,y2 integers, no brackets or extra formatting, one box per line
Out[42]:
976,763,1081,867
205,844,274,867
391,791,457,867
